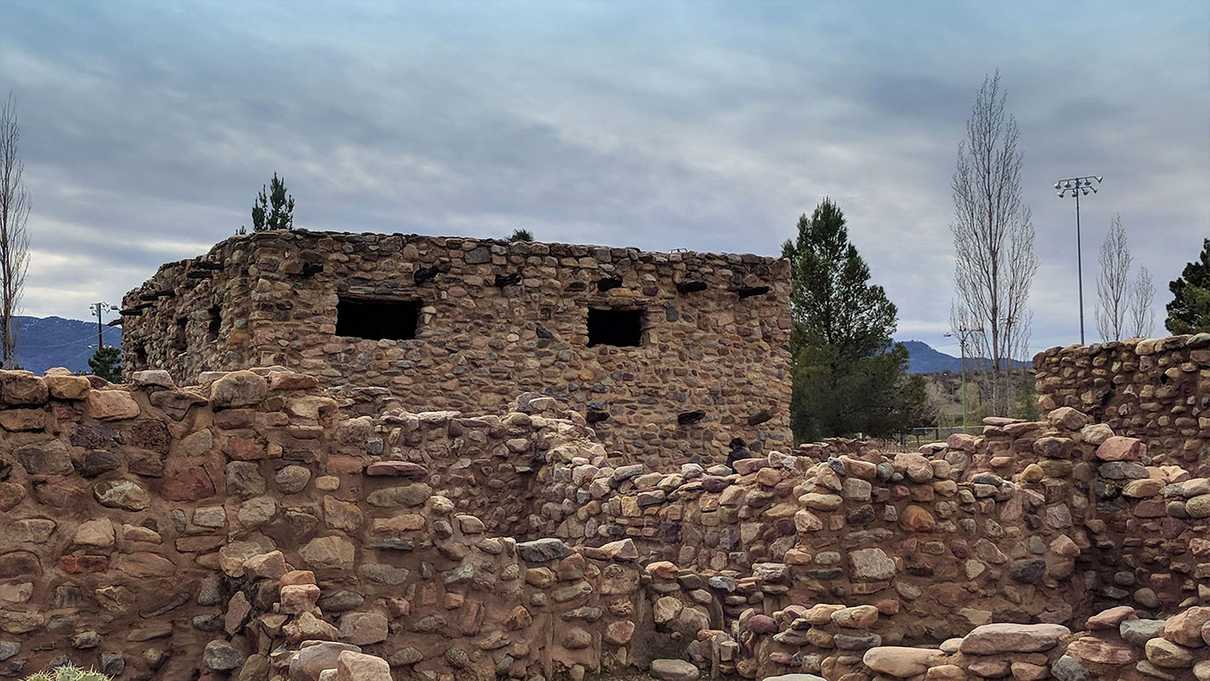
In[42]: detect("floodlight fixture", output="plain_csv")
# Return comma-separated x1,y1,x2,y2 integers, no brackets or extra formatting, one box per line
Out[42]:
1053,174,1104,344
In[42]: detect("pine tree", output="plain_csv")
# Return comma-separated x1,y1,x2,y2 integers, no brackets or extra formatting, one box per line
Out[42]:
1165,238,1210,334
248,173,295,232
509,228,534,242
88,346,122,383
782,198,909,441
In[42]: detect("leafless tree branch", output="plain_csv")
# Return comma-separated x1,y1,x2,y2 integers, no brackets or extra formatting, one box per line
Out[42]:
950,71,1036,416
1096,214,1132,341
1129,266,1155,339
0,91,30,368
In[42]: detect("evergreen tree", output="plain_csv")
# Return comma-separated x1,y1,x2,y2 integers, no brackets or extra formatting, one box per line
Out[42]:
1165,238,1210,334
88,346,122,383
509,228,534,242
248,173,295,232
782,198,909,441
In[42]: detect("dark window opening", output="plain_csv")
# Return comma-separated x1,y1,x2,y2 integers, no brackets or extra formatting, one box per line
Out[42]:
737,285,771,299
676,280,708,294
337,297,420,341
587,307,642,347
173,318,188,351
207,306,222,342
597,276,623,292
134,345,148,370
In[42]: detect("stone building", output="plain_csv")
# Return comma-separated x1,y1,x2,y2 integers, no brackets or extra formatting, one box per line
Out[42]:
120,229,792,461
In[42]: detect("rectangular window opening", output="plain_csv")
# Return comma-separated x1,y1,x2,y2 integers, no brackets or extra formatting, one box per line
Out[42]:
207,305,222,342
173,318,188,351
336,297,420,341
587,307,643,347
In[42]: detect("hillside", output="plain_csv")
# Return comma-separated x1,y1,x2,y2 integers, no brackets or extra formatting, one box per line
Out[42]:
900,339,1030,374
6,321,1013,378
11,315,122,374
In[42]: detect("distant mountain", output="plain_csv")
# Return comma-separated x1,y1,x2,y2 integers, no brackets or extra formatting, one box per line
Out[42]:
11,315,122,374
900,339,1030,375
7,317,1007,378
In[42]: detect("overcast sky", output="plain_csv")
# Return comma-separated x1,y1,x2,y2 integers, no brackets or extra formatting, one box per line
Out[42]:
3,1,1207,356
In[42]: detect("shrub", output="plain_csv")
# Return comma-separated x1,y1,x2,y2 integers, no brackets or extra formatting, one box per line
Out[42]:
25,666,111,681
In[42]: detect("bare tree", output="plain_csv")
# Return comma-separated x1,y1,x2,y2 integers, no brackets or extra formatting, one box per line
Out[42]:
0,93,30,369
951,72,1038,416
1129,266,1155,338
1096,214,1132,341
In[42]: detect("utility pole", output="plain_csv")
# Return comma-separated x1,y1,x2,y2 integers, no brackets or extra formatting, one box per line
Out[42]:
90,302,114,349
1055,176,1102,344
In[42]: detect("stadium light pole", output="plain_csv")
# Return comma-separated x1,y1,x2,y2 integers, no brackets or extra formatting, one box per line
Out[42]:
1054,175,1103,344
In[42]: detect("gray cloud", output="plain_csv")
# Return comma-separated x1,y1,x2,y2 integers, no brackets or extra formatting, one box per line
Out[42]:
3,0,1207,357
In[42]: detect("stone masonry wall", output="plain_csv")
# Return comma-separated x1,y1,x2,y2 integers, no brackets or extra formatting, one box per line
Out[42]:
119,230,792,467
0,366,686,680
1035,333,1210,475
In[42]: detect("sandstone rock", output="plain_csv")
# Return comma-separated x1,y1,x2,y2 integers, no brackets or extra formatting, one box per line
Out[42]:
0,371,47,405
650,658,699,680
1096,436,1144,461
960,623,1070,654
1145,637,1194,668
300,535,356,570
289,641,360,680
0,407,45,431
850,547,896,581
365,461,429,479
210,370,268,408
339,611,389,645
1064,635,1137,664
831,605,878,629
335,651,392,681
204,640,245,671
1049,406,1092,430
861,646,947,677
93,479,151,510
44,374,91,400
85,389,140,420
73,518,116,547
654,596,683,625
1163,607,1210,647
132,369,175,388
365,483,432,507
900,505,936,531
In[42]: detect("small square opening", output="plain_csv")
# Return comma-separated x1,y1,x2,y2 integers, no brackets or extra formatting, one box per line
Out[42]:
587,307,643,347
336,297,420,341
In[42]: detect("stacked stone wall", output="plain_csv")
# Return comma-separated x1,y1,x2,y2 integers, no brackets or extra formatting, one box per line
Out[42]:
1035,333,1210,474
119,230,793,467
2,364,1206,680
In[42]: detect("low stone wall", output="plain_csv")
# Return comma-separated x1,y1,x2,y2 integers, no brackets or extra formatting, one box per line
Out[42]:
2,366,1205,680
1034,333,1210,474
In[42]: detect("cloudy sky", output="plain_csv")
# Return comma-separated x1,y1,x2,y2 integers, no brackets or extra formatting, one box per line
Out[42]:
3,1,1207,356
